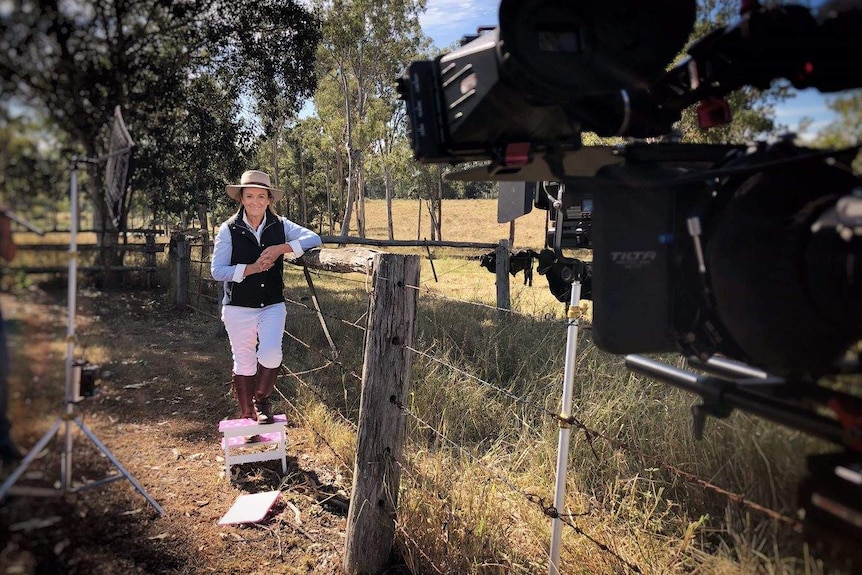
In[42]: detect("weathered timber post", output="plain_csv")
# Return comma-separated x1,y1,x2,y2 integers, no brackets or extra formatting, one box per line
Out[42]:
144,232,156,288
495,239,510,311
170,233,191,310
343,253,420,575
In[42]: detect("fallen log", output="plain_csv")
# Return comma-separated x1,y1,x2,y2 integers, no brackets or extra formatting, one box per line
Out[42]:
292,247,382,275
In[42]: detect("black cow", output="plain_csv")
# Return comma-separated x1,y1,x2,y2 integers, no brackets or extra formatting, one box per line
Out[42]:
479,249,539,286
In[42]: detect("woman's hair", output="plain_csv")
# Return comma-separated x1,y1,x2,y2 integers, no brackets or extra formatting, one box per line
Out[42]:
267,191,281,217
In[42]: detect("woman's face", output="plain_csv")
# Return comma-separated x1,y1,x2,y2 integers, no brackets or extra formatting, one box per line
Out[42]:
240,186,271,220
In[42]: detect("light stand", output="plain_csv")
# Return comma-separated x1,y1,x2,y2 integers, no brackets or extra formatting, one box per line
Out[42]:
0,157,163,515
548,280,582,575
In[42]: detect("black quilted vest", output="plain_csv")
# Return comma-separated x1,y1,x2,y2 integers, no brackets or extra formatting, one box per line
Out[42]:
225,209,286,308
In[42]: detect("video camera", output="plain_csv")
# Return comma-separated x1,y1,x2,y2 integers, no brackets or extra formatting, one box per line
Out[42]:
397,0,862,561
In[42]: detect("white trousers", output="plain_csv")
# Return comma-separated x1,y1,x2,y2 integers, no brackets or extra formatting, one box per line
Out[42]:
221,303,287,376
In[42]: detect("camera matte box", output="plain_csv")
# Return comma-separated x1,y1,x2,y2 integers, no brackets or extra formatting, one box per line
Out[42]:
590,173,674,354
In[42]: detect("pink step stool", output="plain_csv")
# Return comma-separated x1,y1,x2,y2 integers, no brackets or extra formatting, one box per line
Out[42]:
219,414,288,478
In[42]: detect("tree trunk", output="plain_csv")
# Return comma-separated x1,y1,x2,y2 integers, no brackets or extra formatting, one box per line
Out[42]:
416,194,421,241
336,151,345,215
272,135,279,191
340,172,356,237
325,157,334,234
435,167,443,241
87,159,124,288
340,62,356,237
296,246,381,274
385,165,394,240
196,203,210,251
425,199,438,242
356,156,365,237
300,147,308,224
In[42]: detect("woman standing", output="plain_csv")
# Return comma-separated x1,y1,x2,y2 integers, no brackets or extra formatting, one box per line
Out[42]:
211,170,321,424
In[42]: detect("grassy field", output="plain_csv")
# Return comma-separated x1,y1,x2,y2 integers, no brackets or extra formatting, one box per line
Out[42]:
359,198,548,248
276,263,838,574
275,199,844,573
4,198,854,574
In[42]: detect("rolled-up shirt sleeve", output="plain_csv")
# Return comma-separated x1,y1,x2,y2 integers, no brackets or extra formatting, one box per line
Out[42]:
211,223,247,283
283,218,322,258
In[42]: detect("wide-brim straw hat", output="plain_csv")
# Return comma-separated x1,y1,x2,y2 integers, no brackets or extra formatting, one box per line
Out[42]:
226,170,284,203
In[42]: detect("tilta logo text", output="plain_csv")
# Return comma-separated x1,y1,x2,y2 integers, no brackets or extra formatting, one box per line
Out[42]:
610,251,657,263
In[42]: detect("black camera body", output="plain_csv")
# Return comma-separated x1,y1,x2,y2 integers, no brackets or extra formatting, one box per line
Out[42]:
399,0,862,559
534,181,594,250
397,0,862,373
589,142,861,377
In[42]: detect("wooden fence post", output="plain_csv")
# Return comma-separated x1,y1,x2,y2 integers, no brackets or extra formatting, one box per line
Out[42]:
496,239,510,311
171,233,190,310
144,232,156,288
343,253,420,575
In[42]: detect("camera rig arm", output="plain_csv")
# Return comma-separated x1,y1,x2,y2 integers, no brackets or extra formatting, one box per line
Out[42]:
644,0,862,132
625,353,862,559
624,354,858,448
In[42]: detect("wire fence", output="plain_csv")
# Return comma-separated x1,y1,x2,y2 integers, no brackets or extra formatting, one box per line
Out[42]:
181,236,803,574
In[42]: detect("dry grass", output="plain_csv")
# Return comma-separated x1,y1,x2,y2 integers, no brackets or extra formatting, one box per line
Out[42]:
1,198,854,574
360,198,548,249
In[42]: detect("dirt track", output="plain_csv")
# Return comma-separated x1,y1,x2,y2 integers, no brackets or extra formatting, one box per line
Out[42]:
0,286,367,575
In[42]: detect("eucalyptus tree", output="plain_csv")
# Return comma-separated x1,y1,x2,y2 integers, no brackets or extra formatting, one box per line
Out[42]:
806,91,862,173
218,1,321,195
0,110,68,229
672,0,792,143
312,0,426,238
292,113,344,234
134,72,257,236
294,121,339,234
0,0,319,283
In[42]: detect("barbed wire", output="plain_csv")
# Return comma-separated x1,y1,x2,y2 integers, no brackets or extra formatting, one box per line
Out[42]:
277,322,362,384
404,344,801,530
283,295,367,333
390,396,641,573
406,345,562,421
395,522,448,575
419,257,482,280
288,266,369,288
275,378,355,474
183,243,801,558
555,513,643,574
279,364,358,433
388,436,594,575
406,281,568,323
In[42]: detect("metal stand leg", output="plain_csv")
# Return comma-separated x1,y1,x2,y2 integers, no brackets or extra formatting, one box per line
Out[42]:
0,420,62,500
0,157,163,516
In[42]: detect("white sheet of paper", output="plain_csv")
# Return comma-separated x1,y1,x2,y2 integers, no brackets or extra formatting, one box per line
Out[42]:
218,490,281,526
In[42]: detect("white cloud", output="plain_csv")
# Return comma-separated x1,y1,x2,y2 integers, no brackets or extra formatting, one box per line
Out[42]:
420,0,498,47
420,0,485,27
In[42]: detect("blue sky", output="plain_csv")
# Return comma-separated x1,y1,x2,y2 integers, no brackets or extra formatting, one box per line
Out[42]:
418,0,841,137
418,0,498,49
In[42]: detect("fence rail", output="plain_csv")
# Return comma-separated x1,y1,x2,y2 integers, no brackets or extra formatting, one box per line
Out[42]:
6,231,165,287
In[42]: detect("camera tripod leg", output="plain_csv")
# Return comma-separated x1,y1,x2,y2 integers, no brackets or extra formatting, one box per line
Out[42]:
0,419,62,502
73,418,165,515
0,416,164,516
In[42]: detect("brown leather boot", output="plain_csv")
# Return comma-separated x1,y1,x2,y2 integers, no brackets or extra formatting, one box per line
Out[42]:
253,364,279,424
232,374,257,420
